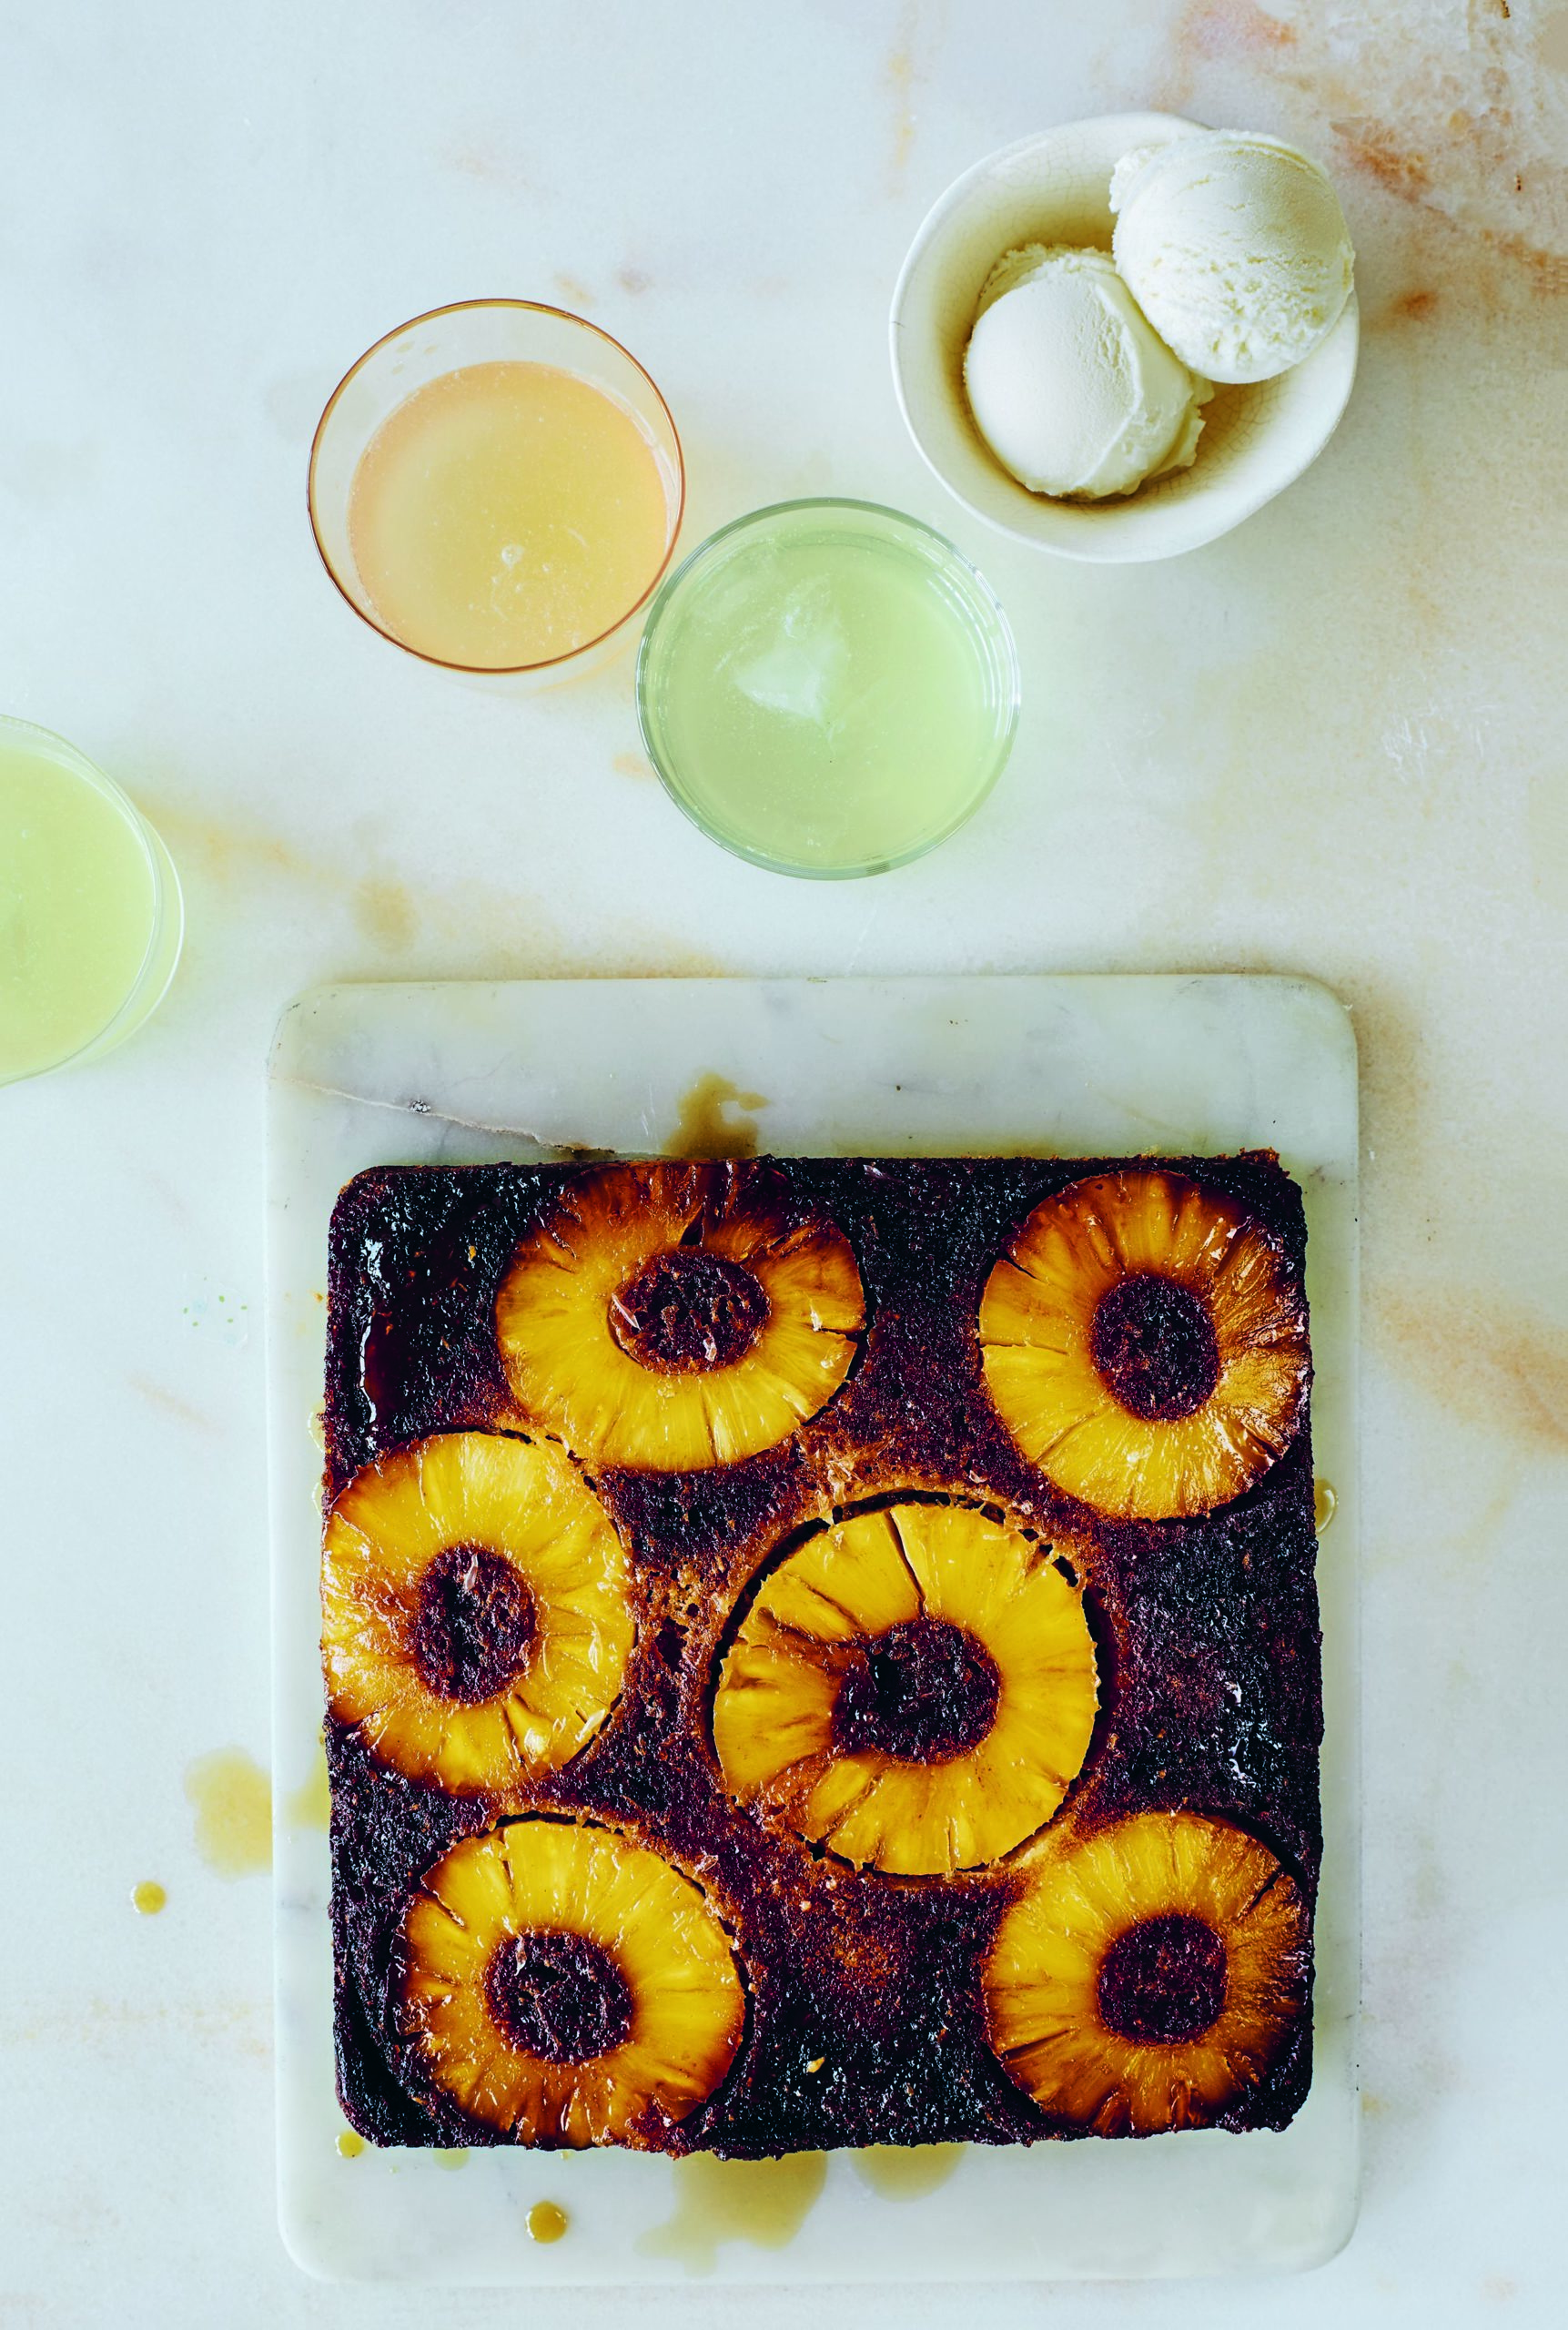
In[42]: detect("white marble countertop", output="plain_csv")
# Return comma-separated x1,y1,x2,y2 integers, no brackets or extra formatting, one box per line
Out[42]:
3,2,1565,2324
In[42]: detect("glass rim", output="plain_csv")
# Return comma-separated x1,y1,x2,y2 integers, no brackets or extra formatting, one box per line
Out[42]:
0,714,180,1083
634,496,1022,880
307,298,687,677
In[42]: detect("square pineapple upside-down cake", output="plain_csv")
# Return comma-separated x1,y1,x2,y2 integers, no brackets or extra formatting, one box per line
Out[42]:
319,1153,1321,2154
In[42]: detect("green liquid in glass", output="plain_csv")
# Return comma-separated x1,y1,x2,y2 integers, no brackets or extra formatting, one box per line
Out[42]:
0,722,180,1083
638,501,1017,877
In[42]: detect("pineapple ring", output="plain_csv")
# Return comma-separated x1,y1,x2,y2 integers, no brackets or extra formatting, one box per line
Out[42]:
402,1818,746,2144
978,1170,1310,1520
712,1501,1098,1876
983,1811,1310,2135
321,1432,633,1795
495,1163,865,1472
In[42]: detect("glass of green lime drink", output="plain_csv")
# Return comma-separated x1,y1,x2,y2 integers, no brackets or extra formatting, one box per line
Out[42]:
0,716,183,1085
636,500,1018,878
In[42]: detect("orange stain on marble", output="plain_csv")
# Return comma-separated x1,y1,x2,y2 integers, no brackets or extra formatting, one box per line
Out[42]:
352,874,418,952
126,1375,220,1434
883,1,924,190
1378,286,1442,327
554,272,597,309
1331,116,1434,202
612,751,654,781
616,266,652,297
142,797,733,982
1179,0,1297,59
145,799,317,888
1377,1287,1568,1451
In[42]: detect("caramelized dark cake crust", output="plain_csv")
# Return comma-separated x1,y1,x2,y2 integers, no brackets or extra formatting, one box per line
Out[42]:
321,1154,1320,2154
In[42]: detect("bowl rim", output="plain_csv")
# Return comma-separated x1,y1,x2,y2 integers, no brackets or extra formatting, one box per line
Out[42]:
307,298,687,674
888,115,1361,565
633,494,1021,880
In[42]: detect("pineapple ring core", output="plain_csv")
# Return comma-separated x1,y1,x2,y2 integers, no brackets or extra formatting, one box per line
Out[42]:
403,1818,746,2143
984,1811,1310,2135
320,1432,633,1795
832,1616,1001,1763
712,1501,1098,1877
485,1929,633,2062
495,1163,865,1471
610,1247,771,1373
408,1542,535,1704
1097,1910,1227,2043
978,1170,1310,1520
1088,1273,1220,1422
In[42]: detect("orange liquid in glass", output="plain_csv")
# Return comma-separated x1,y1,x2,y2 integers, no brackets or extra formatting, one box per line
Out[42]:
349,360,671,669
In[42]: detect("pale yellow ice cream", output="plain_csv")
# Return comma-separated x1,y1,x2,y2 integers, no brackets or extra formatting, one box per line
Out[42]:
962,244,1210,501
1110,131,1354,385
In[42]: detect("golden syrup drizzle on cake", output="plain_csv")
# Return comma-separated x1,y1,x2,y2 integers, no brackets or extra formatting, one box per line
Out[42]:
638,2152,826,2274
184,1749,272,1876
527,2200,568,2244
1314,1478,1338,1532
130,1880,167,1916
665,1073,769,1160
286,1737,331,1830
337,2131,366,2159
850,2143,964,2199
433,2148,470,2171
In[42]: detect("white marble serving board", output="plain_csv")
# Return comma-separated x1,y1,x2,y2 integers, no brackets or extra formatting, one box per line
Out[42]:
265,973,1359,2286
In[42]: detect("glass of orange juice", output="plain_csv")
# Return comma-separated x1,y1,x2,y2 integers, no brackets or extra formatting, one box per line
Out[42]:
0,716,184,1086
309,300,685,684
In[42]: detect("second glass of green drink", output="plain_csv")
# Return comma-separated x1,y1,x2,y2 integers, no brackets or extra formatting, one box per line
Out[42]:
635,499,1018,878
0,716,183,1086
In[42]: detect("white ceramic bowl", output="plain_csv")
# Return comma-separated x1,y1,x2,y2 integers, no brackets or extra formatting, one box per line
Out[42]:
889,113,1359,563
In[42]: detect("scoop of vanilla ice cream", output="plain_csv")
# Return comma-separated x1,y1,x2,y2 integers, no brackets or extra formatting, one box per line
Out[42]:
1110,131,1354,384
962,245,1210,501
